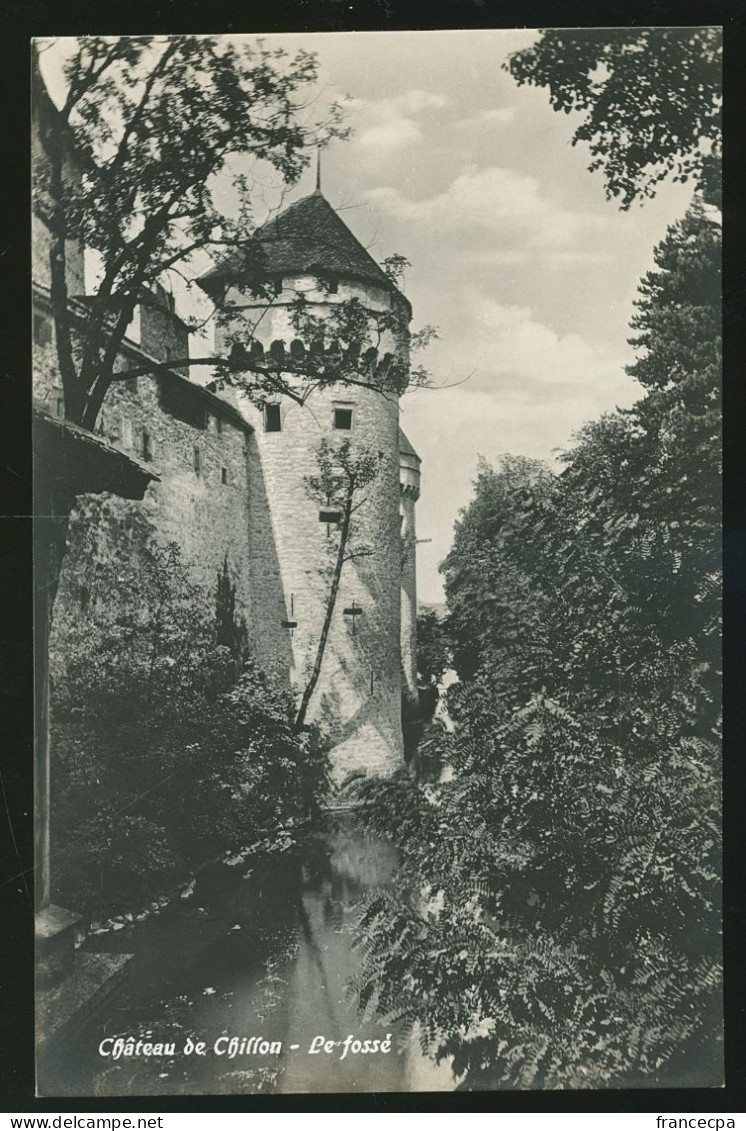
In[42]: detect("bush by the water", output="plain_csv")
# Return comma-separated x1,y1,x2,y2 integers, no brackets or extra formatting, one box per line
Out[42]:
50,507,329,917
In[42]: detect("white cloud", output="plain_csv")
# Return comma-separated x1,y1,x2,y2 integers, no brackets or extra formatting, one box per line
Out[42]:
357,117,424,151
543,250,615,267
369,166,609,248
347,89,450,152
402,379,630,603
390,90,449,114
453,290,633,399
479,107,515,124
464,246,614,271
457,106,516,129
402,302,638,603
415,288,634,410
468,249,530,265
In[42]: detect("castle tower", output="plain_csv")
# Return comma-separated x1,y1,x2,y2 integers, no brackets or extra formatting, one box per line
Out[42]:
399,428,421,709
198,188,414,784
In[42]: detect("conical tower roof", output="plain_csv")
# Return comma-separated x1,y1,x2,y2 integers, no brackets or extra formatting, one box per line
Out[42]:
197,190,410,313
399,427,421,463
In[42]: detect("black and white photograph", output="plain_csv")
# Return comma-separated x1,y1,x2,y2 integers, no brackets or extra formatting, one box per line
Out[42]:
31,27,722,1096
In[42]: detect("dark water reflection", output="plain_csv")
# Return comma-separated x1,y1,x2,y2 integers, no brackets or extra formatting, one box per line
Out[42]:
43,812,453,1096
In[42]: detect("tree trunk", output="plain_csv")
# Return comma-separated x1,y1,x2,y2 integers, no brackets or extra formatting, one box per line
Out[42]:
294,479,354,733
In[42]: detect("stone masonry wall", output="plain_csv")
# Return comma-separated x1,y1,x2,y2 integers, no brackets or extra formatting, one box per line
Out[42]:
50,372,254,662
32,178,257,704
36,317,256,667
140,286,190,378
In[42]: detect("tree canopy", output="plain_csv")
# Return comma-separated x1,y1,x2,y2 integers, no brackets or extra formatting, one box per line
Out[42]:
507,28,721,208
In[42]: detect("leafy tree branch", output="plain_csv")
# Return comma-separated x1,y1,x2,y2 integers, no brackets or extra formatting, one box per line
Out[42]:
506,28,721,208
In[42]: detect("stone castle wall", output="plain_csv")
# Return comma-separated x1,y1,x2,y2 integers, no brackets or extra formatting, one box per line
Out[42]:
139,285,190,378
33,298,257,662
49,376,254,659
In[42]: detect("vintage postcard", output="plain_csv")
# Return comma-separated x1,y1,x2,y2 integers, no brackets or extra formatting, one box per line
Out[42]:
32,28,722,1095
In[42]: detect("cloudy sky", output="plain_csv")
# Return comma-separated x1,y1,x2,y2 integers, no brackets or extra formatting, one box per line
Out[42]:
42,32,693,604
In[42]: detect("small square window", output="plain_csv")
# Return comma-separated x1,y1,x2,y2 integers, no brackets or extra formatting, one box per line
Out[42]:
264,403,282,433
221,466,228,485
193,446,201,475
334,407,353,431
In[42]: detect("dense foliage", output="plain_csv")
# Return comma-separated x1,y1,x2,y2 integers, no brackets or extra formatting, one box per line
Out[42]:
507,28,721,208
401,608,450,778
354,202,721,1088
50,500,328,916
415,608,450,692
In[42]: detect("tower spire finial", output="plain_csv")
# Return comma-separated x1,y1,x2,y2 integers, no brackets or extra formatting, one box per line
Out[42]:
315,145,322,193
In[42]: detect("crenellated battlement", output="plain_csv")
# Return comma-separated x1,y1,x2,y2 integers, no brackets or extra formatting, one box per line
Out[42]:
227,337,407,390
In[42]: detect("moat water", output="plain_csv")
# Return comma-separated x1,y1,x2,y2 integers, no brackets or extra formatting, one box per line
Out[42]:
42,812,454,1096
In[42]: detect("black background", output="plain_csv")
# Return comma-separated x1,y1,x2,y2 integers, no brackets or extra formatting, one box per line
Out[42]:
2,0,744,1113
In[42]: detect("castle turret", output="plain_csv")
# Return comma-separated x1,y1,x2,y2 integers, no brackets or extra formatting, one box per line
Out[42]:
198,189,413,784
399,428,421,709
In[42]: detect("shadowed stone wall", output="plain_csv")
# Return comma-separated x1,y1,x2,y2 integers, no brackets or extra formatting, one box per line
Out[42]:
32,288,259,667
47,369,257,663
